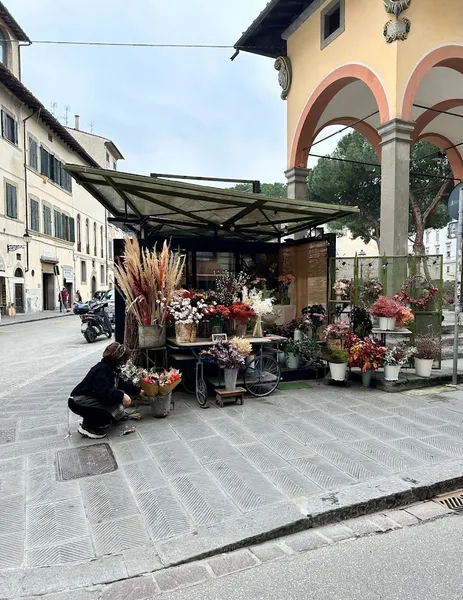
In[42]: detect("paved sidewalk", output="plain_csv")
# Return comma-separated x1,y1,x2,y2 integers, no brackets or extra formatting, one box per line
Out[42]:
0,310,73,327
3,359,463,597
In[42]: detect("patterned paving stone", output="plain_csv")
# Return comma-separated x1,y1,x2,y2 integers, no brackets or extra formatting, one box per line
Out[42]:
342,414,403,441
436,423,463,440
187,436,242,464
27,467,80,505
278,419,335,445
171,417,216,441
0,531,24,568
136,423,179,446
137,486,193,541
297,410,366,441
91,515,151,555
209,418,256,445
315,401,353,416
171,470,240,526
122,458,168,493
290,456,356,489
0,428,16,445
0,493,25,533
418,435,463,459
237,416,281,436
151,439,203,479
238,442,288,473
348,439,422,472
19,416,60,430
421,407,463,425
387,406,446,427
26,499,88,549
313,441,391,481
260,432,315,460
0,456,24,474
80,472,140,523
0,437,69,461
264,466,322,499
0,470,24,497
390,437,451,464
111,440,151,464
379,416,437,438
206,457,285,511
18,426,59,441
348,404,392,420
26,537,94,567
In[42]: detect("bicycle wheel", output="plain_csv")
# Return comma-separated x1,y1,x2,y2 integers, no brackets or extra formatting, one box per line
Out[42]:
244,355,280,397
196,378,208,407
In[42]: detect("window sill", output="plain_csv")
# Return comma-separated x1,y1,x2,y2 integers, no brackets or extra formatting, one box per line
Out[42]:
321,24,345,49
1,136,21,150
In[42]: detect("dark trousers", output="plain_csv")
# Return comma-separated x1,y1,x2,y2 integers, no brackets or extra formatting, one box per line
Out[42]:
68,397,112,429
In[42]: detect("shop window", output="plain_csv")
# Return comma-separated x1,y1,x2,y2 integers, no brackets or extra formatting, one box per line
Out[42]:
5,182,18,219
321,0,344,49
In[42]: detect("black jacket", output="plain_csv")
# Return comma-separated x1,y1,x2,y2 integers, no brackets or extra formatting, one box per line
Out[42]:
71,358,140,410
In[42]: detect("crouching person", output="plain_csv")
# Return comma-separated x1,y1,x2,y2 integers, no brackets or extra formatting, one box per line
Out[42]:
68,342,142,439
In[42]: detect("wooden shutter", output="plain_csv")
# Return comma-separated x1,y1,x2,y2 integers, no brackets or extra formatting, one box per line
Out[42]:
69,217,75,243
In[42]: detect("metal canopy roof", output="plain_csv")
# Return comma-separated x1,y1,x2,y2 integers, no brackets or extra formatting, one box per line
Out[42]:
65,165,359,242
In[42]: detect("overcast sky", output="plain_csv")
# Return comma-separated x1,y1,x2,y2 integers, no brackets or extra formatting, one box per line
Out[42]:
12,0,339,184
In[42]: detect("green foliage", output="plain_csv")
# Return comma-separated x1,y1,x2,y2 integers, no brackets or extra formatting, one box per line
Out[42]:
229,182,287,199
324,347,349,364
351,307,373,339
308,131,451,249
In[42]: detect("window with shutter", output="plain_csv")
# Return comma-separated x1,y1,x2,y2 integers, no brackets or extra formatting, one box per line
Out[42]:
28,137,38,170
1,109,19,145
69,217,75,243
5,182,17,219
30,198,40,231
40,146,50,177
43,205,52,236
54,210,62,239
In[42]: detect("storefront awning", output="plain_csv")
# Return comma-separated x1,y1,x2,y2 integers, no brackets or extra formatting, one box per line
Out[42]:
64,165,359,242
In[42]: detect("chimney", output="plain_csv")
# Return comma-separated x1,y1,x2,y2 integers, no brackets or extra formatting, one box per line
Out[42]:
74,115,80,130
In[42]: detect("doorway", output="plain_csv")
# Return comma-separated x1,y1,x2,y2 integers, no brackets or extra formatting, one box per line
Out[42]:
14,268,24,313
42,273,55,310
91,276,97,298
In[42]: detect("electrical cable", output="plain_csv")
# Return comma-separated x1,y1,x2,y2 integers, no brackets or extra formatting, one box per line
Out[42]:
303,110,380,151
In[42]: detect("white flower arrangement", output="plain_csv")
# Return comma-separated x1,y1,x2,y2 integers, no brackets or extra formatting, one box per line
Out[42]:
169,296,206,324
245,289,274,317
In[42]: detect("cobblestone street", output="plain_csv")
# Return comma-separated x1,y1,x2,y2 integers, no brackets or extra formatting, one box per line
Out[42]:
3,319,463,597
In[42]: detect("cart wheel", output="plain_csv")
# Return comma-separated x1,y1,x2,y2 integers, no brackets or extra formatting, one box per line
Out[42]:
196,378,208,407
244,355,280,397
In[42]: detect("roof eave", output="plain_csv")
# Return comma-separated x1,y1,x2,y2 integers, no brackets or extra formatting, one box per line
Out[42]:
104,140,124,161
0,2,31,43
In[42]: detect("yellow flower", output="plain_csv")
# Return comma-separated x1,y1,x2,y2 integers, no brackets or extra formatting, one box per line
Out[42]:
230,337,252,357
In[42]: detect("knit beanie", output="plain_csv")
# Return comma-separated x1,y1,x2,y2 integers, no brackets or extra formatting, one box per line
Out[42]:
103,342,130,363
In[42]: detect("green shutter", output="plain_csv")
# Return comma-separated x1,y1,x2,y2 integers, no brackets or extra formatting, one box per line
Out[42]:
69,217,75,243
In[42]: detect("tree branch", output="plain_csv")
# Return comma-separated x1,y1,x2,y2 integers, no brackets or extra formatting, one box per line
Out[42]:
422,179,451,223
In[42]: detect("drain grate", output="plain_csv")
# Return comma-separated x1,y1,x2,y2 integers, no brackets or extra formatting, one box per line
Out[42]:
56,443,118,481
433,490,463,512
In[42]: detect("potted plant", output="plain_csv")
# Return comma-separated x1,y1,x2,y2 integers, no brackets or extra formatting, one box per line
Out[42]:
228,302,255,337
278,274,295,305
170,293,206,343
284,339,302,369
324,347,349,381
298,338,322,366
302,304,327,340
395,305,414,329
203,303,231,335
333,280,348,301
324,321,350,349
115,237,184,349
348,335,386,386
351,307,373,339
414,334,440,377
201,340,246,391
370,296,402,331
383,344,417,381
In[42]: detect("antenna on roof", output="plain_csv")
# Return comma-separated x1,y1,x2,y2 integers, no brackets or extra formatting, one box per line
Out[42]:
64,105,71,125
50,102,57,116
89,121,95,133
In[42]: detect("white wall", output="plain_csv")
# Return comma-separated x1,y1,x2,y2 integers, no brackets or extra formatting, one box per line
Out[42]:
424,223,457,281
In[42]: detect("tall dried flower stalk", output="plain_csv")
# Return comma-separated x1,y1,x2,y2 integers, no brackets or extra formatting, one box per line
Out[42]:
115,236,185,326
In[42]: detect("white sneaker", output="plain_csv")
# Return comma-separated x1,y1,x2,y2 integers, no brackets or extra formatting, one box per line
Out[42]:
78,423,106,439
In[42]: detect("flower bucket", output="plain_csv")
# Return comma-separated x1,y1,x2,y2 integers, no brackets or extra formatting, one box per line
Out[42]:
175,322,197,343
415,358,433,378
361,369,373,388
384,364,401,381
235,321,247,338
224,368,239,391
149,393,171,418
378,317,396,331
293,329,303,341
252,316,263,337
287,353,300,370
329,362,347,381
139,325,166,349
140,380,159,397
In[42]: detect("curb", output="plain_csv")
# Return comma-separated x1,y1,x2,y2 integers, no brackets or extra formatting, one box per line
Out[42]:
0,312,74,328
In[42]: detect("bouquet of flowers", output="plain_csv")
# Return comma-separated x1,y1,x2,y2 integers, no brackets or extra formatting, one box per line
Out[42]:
384,344,417,366
139,368,160,396
203,303,231,324
215,271,248,305
169,295,206,324
201,341,246,369
302,304,326,337
120,359,140,386
278,274,295,304
370,296,402,319
324,321,351,340
245,289,274,336
228,302,255,324
230,336,252,357
361,279,383,305
158,368,182,395
396,305,414,328
348,336,386,372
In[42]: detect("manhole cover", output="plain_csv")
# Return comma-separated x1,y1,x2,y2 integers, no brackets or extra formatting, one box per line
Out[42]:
56,444,118,481
433,490,463,512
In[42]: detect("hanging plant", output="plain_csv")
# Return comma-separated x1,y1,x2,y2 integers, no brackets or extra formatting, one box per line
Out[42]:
393,275,439,308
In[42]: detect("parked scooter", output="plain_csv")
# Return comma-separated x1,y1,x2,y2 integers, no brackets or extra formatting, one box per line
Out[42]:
80,301,112,343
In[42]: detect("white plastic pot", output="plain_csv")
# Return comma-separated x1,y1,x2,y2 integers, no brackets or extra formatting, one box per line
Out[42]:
384,364,401,381
329,362,347,381
378,317,396,331
415,358,433,378
287,353,300,369
293,329,303,341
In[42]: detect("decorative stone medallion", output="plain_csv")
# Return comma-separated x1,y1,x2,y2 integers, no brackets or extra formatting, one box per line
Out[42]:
383,18,411,43
274,56,292,100
383,0,411,18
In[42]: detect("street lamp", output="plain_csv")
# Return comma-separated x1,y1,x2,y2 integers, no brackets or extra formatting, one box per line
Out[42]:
23,231,31,273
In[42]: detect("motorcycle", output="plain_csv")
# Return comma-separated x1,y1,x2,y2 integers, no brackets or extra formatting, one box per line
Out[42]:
73,299,98,315
80,301,112,343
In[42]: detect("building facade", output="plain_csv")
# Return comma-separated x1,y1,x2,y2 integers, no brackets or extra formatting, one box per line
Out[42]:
423,223,458,282
234,0,463,258
0,4,123,314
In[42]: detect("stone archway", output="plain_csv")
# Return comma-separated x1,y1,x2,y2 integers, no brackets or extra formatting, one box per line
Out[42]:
290,64,391,168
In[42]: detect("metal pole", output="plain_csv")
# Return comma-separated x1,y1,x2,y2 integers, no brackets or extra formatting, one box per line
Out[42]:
452,187,463,385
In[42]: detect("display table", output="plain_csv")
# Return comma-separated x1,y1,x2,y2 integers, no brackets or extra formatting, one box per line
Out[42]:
371,327,412,346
